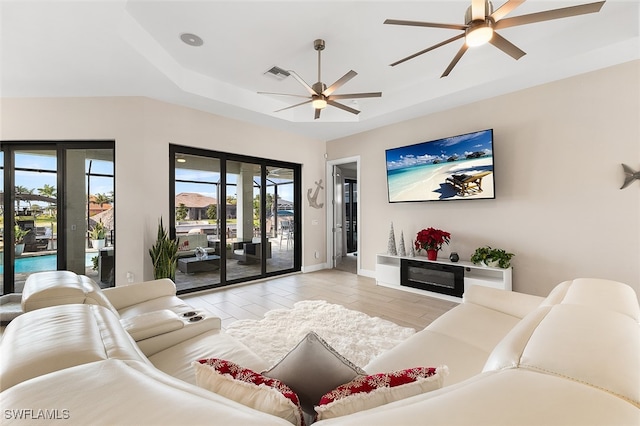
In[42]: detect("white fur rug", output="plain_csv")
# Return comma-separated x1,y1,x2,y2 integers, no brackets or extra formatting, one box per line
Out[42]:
226,300,416,368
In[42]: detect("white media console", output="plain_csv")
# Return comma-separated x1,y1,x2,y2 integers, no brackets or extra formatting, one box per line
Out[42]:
376,253,512,303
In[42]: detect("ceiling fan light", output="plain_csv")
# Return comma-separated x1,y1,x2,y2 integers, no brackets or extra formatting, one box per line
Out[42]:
312,98,327,109
466,24,493,47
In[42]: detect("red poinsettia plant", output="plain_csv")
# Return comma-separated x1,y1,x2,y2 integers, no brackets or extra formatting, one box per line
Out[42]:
415,227,451,252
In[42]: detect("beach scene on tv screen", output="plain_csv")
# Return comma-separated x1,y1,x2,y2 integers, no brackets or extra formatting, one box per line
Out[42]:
386,129,494,202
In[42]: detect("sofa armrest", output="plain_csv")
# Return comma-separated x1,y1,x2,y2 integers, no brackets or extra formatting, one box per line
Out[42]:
103,279,177,311
463,285,544,319
120,309,184,341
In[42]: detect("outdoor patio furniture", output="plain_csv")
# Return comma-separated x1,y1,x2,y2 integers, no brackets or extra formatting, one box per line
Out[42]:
446,171,492,196
176,234,217,258
23,226,51,252
232,239,272,264
177,255,220,274
278,224,294,250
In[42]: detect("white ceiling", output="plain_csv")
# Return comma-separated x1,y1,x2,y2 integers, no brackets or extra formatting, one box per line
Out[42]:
1,0,638,141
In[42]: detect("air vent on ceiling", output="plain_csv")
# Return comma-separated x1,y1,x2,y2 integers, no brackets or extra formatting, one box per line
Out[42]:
264,66,290,81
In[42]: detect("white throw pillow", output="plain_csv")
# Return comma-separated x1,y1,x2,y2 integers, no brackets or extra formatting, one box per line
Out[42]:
193,358,303,426
314,365,448,421
263,331,366,415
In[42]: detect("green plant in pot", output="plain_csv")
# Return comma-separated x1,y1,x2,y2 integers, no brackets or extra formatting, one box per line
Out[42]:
149,217,178,280
14,225,31,256
470,246,514,269
90,220,107,249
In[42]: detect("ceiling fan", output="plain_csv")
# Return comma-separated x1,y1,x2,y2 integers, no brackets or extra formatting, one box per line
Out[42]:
259,39,382,119
385,0,605,77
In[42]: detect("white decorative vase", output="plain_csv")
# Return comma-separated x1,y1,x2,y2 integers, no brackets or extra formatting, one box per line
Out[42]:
15,243,25,256
92,239,106,250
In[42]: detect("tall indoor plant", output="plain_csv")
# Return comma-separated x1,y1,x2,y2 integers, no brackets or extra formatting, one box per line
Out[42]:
149,217,178,280
415,227,451,261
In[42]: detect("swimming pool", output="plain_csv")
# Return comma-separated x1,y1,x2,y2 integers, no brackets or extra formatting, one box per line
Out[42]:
0,253,94,274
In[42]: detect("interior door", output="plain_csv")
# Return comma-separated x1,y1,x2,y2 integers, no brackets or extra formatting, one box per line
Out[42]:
333,165,344,269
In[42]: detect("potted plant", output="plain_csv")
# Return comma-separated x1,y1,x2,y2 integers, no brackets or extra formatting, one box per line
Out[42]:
90,220,106,250
415,227,451,261
470,246,515,269
14,225,31,256
149,217,178,280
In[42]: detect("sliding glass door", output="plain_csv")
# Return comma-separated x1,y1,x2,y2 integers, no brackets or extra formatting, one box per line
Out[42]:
1,142,115,295
171,145,300,294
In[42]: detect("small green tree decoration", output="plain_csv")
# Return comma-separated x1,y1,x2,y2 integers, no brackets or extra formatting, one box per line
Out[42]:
149,217,178,280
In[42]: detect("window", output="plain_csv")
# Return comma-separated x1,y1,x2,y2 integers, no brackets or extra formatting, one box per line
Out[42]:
170,145,300,294
1,142,115,295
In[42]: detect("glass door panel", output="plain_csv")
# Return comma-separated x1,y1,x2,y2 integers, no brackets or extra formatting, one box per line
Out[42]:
226,160,262,282
266,166,295,273
7,150,58,293
173,153,221,291
66,149,114,286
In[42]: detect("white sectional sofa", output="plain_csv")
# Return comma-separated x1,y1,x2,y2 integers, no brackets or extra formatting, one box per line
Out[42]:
1,273,638,425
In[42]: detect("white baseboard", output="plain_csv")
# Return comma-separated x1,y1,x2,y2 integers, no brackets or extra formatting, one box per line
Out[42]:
358,268,376,279
302,263,329,273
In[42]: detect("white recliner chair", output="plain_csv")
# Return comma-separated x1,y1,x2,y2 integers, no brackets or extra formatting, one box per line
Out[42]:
20,271,221,354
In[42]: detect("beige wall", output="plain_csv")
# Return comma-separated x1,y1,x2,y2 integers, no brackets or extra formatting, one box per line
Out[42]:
326,61,640,298
1,97,327,285
2,61,638,298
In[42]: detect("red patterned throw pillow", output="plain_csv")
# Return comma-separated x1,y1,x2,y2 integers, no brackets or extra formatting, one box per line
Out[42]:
194,358,304,426
314,366,448,421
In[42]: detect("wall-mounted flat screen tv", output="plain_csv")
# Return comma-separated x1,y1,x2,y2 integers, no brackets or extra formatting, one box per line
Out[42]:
385,129,495,203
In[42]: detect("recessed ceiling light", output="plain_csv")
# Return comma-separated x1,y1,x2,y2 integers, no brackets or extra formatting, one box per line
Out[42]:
180,33,203,47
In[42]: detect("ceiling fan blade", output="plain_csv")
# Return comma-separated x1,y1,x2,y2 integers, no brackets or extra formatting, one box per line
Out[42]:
323,70,358,97
489,32,526,60
329,92,382,100
491,0,525,22
274,99,312,113
390,33,465,67
471,0,486,21
327,100,361,115
441,44,469,78
384,19,467,31
288,70,318,96
314,109,321,120
258,91,311,99
495,1,605,30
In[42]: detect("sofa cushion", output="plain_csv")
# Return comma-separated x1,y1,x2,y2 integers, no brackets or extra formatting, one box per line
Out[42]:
263,332,366,415
312,369,640,426
484,304,640,406
314,366,446,421
542,278,640,321
21,270,118,316
1,359,292,426
177,234,209,252
0,304,149,391
149,329,268,384
365,302,522,385
463,284,543,319
194,358,303,426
